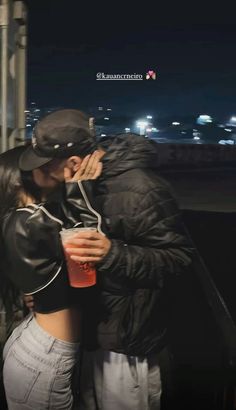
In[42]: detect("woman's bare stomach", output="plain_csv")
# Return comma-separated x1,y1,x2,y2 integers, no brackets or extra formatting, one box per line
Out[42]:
35,307,81,342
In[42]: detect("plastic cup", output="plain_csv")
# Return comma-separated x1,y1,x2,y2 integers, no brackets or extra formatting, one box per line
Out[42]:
60,227,97,288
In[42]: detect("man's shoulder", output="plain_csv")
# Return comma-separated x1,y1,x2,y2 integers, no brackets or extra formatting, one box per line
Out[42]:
120,168,171,192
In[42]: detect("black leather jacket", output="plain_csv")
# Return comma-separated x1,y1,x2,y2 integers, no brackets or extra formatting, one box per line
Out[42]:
1,181,102,296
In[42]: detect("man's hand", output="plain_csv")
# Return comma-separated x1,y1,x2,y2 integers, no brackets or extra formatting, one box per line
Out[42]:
64,151,103,182
23,294,34,311
64,230,111,263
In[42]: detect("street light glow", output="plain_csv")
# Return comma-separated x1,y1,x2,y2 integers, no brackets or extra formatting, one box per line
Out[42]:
137,120,148,128
136,120,148,135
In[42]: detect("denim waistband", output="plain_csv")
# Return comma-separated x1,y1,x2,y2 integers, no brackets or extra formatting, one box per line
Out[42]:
23,314,79,355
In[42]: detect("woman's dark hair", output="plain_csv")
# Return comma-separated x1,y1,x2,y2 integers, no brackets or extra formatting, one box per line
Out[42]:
0,146,41,310
0,146,42,220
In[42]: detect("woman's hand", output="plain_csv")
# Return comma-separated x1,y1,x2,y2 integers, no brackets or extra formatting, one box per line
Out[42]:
64,151,103,182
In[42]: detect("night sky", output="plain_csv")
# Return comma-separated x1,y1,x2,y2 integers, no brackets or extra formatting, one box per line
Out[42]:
25,1,236,120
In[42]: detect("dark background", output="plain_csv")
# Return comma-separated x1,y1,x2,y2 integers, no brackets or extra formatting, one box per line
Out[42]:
24,1,236,121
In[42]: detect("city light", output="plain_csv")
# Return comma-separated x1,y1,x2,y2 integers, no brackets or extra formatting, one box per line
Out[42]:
226,117,236,127
136,120,148,135
24,102,236,145
137,121,148,128
193,129,201,140
218,139,234,145
196,114,213,125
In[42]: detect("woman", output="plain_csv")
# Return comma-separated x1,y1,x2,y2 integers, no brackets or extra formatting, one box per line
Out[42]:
0,146,102,409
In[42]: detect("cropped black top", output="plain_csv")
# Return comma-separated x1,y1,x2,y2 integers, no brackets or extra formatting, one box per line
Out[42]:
1,181,103,313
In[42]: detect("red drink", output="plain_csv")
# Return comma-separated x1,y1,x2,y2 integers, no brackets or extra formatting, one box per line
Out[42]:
60,228,97,288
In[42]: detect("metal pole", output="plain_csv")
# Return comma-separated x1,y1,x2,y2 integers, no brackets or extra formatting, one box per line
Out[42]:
0,0,9,153
17,23,26,144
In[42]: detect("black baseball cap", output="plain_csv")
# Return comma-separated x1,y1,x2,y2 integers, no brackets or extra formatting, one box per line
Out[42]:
19,109,97,171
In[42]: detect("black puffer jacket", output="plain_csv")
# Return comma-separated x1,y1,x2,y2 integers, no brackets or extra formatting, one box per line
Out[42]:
92,134,194,356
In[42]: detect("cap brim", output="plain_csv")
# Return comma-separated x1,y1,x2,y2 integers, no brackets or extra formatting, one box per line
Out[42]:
19,146,53,171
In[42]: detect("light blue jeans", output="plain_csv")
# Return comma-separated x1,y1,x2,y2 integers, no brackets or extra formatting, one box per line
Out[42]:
2,314,79,410
79,349,162,410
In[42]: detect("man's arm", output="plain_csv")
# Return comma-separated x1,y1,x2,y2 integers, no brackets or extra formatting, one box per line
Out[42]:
65,188,194,289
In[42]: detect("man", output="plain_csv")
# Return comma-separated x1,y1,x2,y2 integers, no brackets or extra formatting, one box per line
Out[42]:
20,109,194,410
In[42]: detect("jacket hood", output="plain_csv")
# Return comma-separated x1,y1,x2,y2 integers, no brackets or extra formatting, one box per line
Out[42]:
99,133,159,178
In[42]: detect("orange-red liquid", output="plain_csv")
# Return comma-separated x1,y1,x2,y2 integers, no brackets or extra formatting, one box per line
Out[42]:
64,253,96,288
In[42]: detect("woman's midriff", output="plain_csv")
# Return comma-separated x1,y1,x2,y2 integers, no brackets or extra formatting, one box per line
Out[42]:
35,307,81,342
